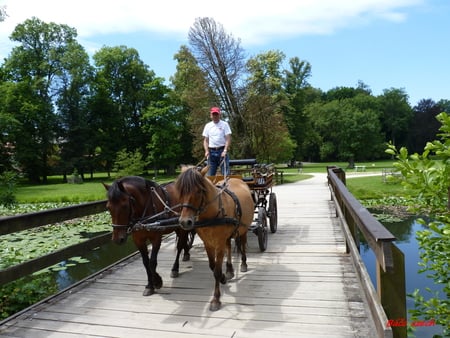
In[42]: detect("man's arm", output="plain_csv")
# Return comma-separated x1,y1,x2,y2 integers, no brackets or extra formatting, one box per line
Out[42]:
204,137,210,158
222,134,231,157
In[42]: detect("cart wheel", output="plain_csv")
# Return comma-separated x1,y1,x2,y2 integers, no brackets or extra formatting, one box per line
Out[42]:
268,192,278,233
257,207,268,251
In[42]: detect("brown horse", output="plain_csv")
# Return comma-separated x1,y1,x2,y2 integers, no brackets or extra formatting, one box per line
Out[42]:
103,176,194,296
175,166,254,311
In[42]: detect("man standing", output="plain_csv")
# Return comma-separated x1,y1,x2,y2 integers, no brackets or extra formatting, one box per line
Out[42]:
202,106,231,176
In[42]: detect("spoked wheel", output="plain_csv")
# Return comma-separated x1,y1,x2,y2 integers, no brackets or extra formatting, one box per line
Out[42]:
268,192,278,233
257,207,268,252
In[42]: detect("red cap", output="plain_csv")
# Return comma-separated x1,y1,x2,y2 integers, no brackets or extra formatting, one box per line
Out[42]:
210,107,221,114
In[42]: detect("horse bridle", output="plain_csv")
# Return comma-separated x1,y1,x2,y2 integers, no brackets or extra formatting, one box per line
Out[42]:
111,182,173,233
179,184,226,219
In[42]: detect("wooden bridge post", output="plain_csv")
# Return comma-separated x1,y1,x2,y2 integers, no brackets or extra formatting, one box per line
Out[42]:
377,243,407,338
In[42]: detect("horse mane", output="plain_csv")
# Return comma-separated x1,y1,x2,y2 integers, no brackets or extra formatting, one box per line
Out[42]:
107,176,159,202
175,168,207,196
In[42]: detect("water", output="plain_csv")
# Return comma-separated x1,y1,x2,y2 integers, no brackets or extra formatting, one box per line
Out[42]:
360,216,444,338
51,237,137,290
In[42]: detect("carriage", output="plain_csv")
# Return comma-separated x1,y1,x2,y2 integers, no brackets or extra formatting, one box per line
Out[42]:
207,158,278,252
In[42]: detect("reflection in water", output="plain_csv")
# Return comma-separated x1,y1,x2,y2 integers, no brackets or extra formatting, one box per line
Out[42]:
360,215,443,338
52,238,137,289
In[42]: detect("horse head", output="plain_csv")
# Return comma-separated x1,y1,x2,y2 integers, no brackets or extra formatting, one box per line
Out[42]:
103,177,149,244
175,166,212,231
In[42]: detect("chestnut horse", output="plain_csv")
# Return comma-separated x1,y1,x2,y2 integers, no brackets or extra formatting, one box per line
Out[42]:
175,166,254,311
103,176,194,296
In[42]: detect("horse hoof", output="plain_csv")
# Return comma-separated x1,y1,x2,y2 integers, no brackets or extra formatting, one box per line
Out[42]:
220,274,227,284
209,301,221,311
225,271,235,280
182,253,190,262
240,264,248,273
153,275,163,289
143,288,155,296
170,270,179,278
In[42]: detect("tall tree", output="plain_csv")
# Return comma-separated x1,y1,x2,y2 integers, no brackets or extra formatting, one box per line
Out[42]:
379,88,413,147
143,77,191,174
91,46,154,173
306,94,384,163
57,42,94,179
282,57,314,161
188,17,248,154
244,50,295,162
408,99,442,153
171,45,215,160
3,17,79,183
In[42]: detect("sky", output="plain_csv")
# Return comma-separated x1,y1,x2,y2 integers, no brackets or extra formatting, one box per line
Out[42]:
0,0,449,107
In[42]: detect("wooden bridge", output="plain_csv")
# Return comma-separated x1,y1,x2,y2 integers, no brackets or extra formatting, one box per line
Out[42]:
0,171,404,338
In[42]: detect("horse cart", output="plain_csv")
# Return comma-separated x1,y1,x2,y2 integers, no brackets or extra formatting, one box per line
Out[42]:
208,159,278,251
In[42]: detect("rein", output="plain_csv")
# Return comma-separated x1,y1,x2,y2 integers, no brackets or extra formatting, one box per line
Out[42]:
111,182,179,233
179,180,244,229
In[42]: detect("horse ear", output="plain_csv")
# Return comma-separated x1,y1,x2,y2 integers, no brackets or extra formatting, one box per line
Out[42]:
180,164,189,173
200,165,209,176
117,181,125,192
102,182,110,191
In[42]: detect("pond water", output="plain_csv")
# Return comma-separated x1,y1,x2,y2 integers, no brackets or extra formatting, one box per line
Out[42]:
360,216,444,338
51,237,137,290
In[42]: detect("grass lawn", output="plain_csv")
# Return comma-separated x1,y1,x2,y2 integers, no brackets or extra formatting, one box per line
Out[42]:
10,160,402,203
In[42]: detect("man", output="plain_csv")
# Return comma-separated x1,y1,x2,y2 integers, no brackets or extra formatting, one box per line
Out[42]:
202,106,231,176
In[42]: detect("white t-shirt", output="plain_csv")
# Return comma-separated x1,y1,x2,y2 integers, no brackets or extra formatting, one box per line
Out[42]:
202,120,232,148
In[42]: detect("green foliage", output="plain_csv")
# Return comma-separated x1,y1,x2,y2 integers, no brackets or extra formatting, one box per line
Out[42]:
0,170,18,206
1,274,58,320
112,149,146,178
386,112,450,336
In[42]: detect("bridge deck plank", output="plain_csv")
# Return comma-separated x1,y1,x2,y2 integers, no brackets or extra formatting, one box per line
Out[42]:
0,174,378,338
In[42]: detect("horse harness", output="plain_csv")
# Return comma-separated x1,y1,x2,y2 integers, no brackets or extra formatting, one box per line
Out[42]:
111,180,179,233
179,181,244,230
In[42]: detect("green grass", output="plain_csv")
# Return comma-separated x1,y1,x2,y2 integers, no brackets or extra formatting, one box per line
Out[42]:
345,175,414,200
10,160,402,203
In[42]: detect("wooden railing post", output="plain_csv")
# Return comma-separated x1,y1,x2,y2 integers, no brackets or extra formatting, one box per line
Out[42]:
377,243,407,338
327,166,405,338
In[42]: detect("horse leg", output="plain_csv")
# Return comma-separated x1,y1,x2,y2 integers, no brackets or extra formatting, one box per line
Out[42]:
171,231,184,278
225,236,234,280
239,232,248,273
183,230,195,261
149,238,163,289
136,245,155,296
210,247,226,311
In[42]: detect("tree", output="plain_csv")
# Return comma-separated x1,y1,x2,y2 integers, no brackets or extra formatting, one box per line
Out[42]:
171,45,215,160
188,17,248,155
143,77,191,174
244,50,295,162
282,57,314,161
379,88,413,147
0,6,7,22
57,41,94,180
91,46,155,174
306,94,384,162
386,112,450,336
2,17,79,183
408,99,442,154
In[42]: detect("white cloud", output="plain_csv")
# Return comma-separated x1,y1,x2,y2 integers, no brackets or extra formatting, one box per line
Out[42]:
0,0,424,56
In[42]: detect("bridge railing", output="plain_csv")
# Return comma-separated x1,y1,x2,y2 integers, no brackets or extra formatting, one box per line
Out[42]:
0,201,109,286
327,166,406,338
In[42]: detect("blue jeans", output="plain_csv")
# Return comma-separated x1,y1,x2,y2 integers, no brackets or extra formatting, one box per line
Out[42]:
208,149,230,176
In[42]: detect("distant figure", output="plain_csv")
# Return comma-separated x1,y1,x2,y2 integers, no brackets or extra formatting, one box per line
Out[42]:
202,106,231,176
